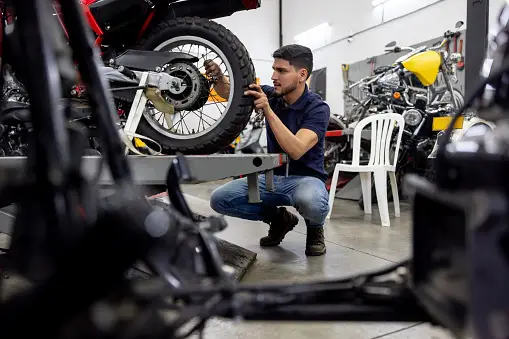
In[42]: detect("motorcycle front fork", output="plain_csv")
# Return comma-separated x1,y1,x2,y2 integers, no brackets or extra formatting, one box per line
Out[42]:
441,63,460,111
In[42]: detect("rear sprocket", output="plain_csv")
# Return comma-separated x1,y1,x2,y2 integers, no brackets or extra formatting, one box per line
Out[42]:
162,61,210,112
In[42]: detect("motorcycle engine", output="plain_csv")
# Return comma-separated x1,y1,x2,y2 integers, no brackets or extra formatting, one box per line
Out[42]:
378,71,400,90
2,66,29,104
0,65,30,156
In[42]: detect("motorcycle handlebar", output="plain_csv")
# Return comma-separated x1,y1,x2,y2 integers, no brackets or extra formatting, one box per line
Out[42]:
432,28,461,51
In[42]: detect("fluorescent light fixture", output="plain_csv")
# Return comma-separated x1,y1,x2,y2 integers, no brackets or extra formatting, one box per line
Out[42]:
294,22,331,50
372,0,389,6
294,22,330,42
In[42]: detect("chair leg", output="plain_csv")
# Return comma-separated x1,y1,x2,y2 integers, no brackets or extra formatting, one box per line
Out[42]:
388,171,400,218
326,165,341,219
359,172,372,215
373,169,390,227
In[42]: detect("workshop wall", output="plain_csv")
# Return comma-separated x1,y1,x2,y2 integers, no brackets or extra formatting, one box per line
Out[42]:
215,0,280,85
282,0,506,115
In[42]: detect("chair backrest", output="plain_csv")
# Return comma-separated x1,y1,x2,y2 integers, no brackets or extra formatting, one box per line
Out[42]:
351,113,405,168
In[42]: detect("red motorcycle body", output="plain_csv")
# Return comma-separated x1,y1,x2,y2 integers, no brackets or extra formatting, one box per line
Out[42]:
52,0,158,51
50,0,260,54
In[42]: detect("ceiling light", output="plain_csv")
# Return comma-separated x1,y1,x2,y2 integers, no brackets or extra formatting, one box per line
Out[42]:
294,22,331,50
372,0,389,6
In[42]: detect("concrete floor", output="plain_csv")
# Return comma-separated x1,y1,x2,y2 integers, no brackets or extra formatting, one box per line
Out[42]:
0,180,453,338
181,180,453,339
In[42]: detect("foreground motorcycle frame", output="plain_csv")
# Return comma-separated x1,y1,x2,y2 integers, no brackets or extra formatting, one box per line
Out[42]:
0,1,507,339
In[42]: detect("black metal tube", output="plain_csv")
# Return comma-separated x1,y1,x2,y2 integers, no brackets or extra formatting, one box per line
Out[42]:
13,0,72,229
166,157,195,220
57,0,133,185
241,304,431,323
110,86,146,91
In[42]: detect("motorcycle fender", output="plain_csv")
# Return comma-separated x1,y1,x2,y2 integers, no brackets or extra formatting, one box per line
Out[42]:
428,118,496,159
114,50,200,71
453,117,496,141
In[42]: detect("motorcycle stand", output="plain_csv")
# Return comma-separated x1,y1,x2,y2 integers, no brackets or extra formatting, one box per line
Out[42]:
122,72,150,155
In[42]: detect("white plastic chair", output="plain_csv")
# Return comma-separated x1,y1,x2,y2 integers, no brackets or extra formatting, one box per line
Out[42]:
326,113,405,227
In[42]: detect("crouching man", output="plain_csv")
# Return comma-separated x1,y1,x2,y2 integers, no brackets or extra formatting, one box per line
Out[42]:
206,44,330,256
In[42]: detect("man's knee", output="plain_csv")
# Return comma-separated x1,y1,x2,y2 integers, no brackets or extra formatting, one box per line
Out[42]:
210,185,227,213
209,179,247,214
294,179,330,220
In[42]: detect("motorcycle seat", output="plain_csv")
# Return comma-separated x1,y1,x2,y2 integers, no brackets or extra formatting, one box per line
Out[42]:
1,102,31,123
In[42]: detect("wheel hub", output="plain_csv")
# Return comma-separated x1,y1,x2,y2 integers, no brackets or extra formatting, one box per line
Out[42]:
163,61,209,111
168,78,187,95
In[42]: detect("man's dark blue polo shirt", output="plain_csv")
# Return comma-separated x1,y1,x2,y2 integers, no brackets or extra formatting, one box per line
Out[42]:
261,85,330,182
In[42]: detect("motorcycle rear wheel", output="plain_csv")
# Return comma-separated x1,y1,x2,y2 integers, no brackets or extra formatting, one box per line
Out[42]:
135,17,255,154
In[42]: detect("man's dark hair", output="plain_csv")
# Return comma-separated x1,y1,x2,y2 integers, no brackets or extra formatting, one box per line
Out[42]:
272,44,314,79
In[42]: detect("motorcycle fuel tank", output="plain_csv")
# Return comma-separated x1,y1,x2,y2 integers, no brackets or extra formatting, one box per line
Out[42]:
401,50,441,87
86,0,153,34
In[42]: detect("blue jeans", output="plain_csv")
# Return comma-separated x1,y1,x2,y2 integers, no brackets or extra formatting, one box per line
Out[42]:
210,175,330,228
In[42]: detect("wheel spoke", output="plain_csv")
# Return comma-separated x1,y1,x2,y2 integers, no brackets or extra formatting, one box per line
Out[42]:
181,113,192,135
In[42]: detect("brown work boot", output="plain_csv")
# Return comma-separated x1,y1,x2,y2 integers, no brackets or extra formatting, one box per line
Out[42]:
305,227,326,256
260,207,299,247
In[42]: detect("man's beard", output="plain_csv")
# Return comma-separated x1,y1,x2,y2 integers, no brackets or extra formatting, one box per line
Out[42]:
273,82,298,97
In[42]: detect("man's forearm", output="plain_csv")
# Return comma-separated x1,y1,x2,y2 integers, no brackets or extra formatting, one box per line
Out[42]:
265,110,307,160
213,75,231,99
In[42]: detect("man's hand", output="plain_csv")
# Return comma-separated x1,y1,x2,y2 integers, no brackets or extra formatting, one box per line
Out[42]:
244,84,271,114
204,59,222,78
204,59,230,99
244,84,319,160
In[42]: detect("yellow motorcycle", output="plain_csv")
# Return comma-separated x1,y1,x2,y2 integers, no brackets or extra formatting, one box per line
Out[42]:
349,22,472,208
342,22,465,129
381,21,465,116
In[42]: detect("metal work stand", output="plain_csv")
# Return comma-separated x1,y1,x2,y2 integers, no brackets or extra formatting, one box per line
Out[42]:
123,72,149,153
0,153,287,204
